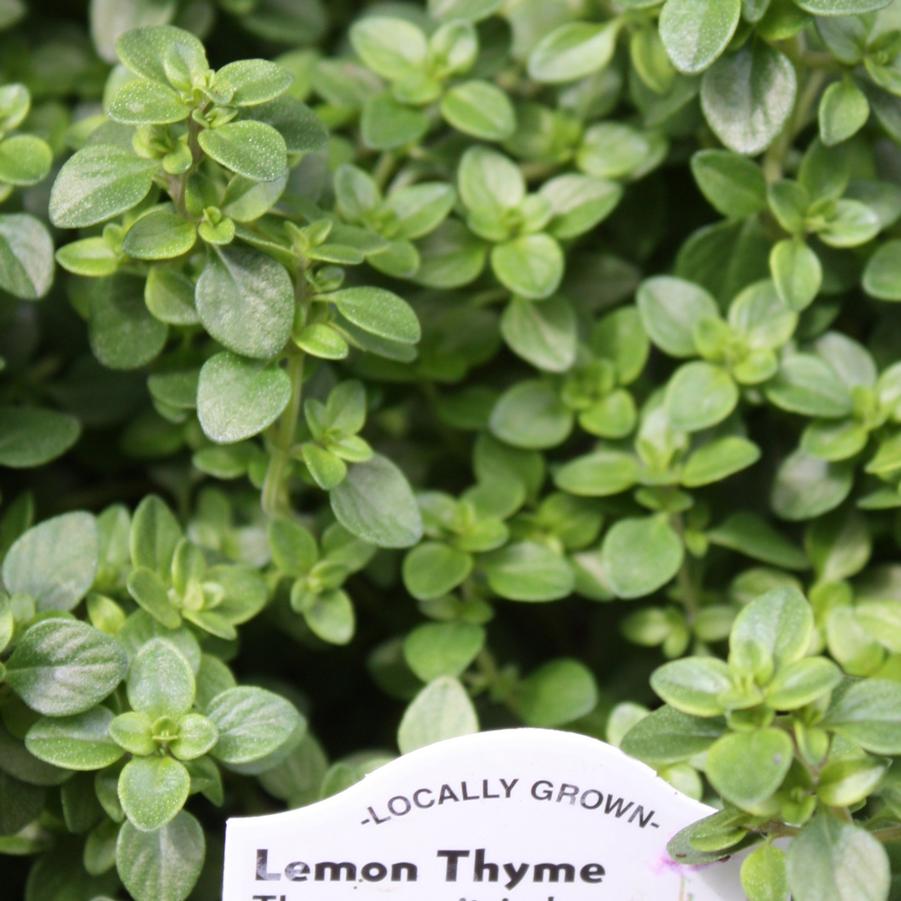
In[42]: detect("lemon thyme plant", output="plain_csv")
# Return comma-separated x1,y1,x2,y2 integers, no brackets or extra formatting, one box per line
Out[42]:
0,0,901,899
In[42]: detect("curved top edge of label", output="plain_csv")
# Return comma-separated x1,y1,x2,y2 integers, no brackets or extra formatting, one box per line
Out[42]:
227,727,711,829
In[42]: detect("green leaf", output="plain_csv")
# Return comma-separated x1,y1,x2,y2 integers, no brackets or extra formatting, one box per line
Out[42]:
819,78,869,146
554,450,639,497
441,80,515,141
25,708,122,771
221,173,287,224
514,659,597,727
403,622,485,682
770,239,822,311
268,517,318,577
574,389,634,438
490,380,573,449
402,541,472,600
707,512,808,570
330,286,420,344
591,308,649,385
89,275,168,370
857,600,901,653
350,16,427,81
300,443,344,490
481,541,574,602
665,362,739,432
429,0,500,20
817,199,880,249
766,355,853,417
787,813,890,901
863,239,901,301
805,418,869,461
691,150,767,219
0,770,44,836
501,295,576,373
667,809,755,864
397,676,478,754
198,122,287,181
330,454,423,549
56,236,119,278
206,685,303,766
6,619,127,716
491,234,564,300
108,79,189,125
651,657,732,716
127,638,195,718
49,144,157,228
806,509,871,582
127,567,180,629
601,516,684,599
637,276,719,357
527,21,620,84
577,122,662,180
660,0,741,75
295,323,349,360
682,436,760,486
0,135,52,186
821,678,901,753
540,174,622,239
130,495,181,574
110,711,156,757
767,178,805,236
170,713,218,761
815,14,874,64
0,213,54,300
741,844,789,901
119,755,190,831
706,728,793,810
771,450,853,521
195,246,294,359
123,208,196,260
213,59,293,106
145,267,198,326
796,0,891,12
765,657,842,709
458,146,524,219
116,811,205,901
620,705,726,764
817,758,888,807
701,42,797,155
361,95,429,151
728,279,797,351
116,25,208,86
302,589,355,645
3,511,98,611
197,352,291,444
730,586,813,671
386,182,456,240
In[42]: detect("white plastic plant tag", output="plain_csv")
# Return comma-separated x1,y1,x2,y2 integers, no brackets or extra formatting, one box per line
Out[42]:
223,728,744,900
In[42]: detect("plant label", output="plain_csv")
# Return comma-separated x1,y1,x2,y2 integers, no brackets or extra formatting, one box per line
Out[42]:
223,728,744,899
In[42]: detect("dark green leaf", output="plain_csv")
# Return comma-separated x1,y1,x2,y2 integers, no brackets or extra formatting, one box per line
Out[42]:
198,121,287,181
0,407,80,469
6,619,127,716
660,0,741,75
701,43,797,155
481,541,574,602
601,516,684,599
330,454,423,549
197,352,291,444
49,145,157,228
195,246,294,359
116,811,205,901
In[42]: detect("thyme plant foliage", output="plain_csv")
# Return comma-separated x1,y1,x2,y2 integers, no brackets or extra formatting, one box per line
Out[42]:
0,0,900,898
